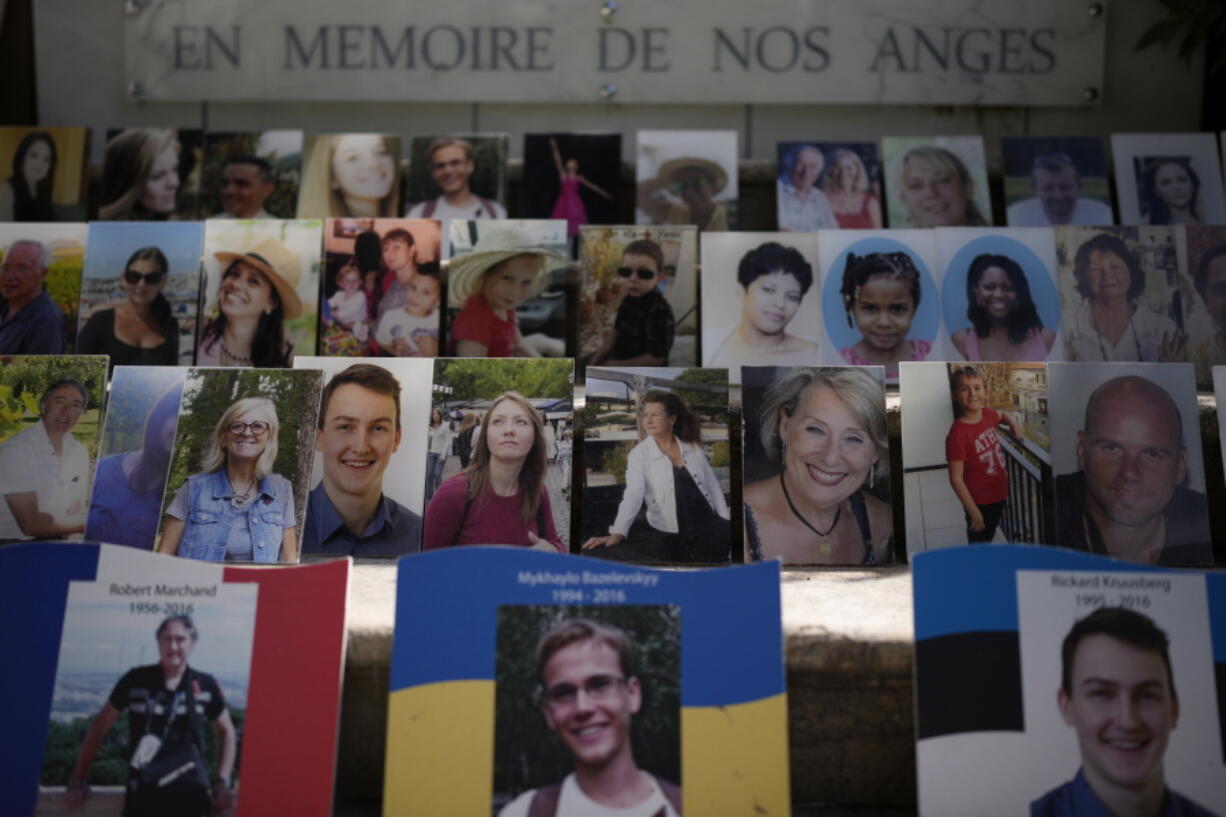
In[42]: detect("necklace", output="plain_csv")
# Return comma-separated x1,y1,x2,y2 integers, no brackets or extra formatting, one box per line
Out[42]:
229,477,256,508
221,341,252,365
779,472,841,556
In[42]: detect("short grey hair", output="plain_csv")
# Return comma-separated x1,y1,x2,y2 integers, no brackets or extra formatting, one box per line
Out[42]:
757,367,888,471
7,239,51,269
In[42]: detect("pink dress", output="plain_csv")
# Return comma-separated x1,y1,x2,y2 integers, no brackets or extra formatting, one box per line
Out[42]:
551,176,588,237
963,327,1050,361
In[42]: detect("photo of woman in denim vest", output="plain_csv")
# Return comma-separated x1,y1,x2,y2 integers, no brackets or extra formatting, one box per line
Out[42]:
156,396,297,563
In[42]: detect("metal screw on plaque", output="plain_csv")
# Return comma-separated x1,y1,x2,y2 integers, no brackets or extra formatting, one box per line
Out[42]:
599,84,618,100
124,0,144,15
601,1,618,21
128,81,146,98
1083,86,1099,102
1086,3,1103,16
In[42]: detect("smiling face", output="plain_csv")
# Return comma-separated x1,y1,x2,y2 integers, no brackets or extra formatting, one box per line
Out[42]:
382,237,414,274
974,266,1018,322
779,384,877,510
0,242,48,306
331,135,395,203
851,274,917,351
122,257,167,307
22,139,53,188
481,255,540,314
406,273,439,317
1077,381,1186,529
618,251,661,298
1085,249,1132,303
900,156,971,227
1059,634,1178,797
641,400,676,442
224,407,271,463
1153,162,1193,210
338,266,362,295
834,153,860,190
141,144,180,214
742,271,803,337
40,384,85,438
157,619,196,676
485,399,536,464
430,144,474,196
671,166,715,208
953,373,986,415
219,260,277,321
221,162,274,218
1034,165,1081,225
789,148,822,193
316,383,400,503
540,638,641,771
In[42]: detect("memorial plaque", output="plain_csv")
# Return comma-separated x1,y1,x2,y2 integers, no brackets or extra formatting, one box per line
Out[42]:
123,0,1107,106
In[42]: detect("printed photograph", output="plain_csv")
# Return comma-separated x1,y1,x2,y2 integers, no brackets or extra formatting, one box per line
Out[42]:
406,134,509,220
37,578,257,816
0,126,89,221
900,361,1051,555
297,133,402,219
197,219,322,367
85,367,186,550
1001,136,1114,227
819,229,942,380
581,367,730,564
1112,133,1226,226
0,355,107,544
446,219,570,357
77,221,204,367
1054,225,1190,362
636,130,737,232
100,128,204,221
0,223,88,354
936,227,1062,362
701,232,821,383
580,225,698,369
294,357,432,558
742,365,891,565
423,357,574,552
153,367,324,564
776,141,883,231
881,135,993,229
1180,225,1226,385
522,133,621,258
1046,362,1212,566
493,605,682,817
199,129,303,219
320,218,442,358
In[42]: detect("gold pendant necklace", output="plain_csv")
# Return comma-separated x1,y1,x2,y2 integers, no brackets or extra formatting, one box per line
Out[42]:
780,473,841,555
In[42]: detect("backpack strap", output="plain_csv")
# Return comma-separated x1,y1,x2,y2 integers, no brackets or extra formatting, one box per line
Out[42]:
422,198,437,218
526,783,563,817
480,197,498,218
653,774,682,814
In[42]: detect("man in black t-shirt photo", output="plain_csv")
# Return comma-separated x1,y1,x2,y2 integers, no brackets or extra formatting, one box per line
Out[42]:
64,614,237,816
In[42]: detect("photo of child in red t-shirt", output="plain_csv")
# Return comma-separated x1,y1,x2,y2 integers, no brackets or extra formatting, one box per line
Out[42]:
945,365,1021,542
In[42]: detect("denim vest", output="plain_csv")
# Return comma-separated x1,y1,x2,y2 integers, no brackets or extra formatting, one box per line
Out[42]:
178,469,291,563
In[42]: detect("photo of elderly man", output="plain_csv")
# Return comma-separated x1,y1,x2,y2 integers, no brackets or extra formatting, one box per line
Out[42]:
0,230,87,354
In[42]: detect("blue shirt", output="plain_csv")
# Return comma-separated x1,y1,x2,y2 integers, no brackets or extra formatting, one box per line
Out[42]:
302,482,422,557
168,469,295,563
84,453,164,549
0,291,64,354
1031,769,1219,817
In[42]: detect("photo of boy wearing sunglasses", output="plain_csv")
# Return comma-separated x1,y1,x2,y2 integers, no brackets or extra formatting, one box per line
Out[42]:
589,238,675,368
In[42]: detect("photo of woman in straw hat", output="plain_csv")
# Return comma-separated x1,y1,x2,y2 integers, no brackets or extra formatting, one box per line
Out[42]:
447,219,570,357
196,221,322,368
636,130,738,232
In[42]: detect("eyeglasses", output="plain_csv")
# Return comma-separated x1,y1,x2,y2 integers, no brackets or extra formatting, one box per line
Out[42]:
227,421,270,435
430,158,468,172
617,267,657,281
124,270,165,285
540,674,627,709
1,262,39,275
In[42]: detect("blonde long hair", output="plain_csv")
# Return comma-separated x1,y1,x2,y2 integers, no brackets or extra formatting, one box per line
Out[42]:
296,134,402,218
465,391,547,525
200,397,280,478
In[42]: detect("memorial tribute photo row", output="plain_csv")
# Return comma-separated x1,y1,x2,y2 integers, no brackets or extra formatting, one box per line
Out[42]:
11,219,1226,385
0,354,1222,569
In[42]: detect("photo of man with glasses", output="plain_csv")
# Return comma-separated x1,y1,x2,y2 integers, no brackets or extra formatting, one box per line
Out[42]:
589,238,675,368
498,617,681,817
407,137,507,221
0,238,64,354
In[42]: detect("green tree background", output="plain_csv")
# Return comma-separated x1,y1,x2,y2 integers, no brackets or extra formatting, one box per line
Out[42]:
0,244,85,349
197,132,302,218
159,369,323,531
406,135,507,205
0,356,107,456
434,359,573,402
493,605,681,799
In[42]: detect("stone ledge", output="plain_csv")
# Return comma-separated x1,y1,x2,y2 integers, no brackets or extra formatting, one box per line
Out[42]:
338,563,917,809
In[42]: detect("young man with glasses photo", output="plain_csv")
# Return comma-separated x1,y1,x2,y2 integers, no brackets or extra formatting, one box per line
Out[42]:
589,238,675,368
407,137,507,221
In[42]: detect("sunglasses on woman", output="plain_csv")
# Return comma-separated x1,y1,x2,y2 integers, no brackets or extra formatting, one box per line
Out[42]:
617,266,657,280
124,270,165,285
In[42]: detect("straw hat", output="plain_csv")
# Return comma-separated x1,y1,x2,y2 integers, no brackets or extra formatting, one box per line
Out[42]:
213,238,304,320
657,156,728,196
447,223,566,309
